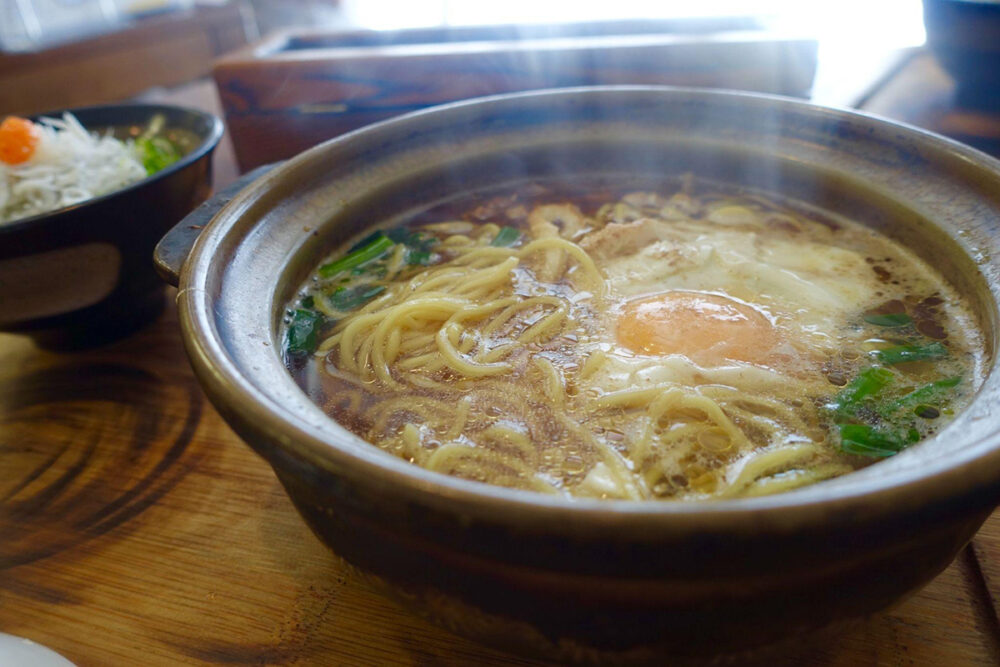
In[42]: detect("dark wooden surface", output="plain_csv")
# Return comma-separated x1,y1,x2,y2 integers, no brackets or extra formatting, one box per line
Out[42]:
4,47,1000,666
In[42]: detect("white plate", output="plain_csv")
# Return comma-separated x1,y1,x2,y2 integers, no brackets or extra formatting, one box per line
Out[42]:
0,633,74,666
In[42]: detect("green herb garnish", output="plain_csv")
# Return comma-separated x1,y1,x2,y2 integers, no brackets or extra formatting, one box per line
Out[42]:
382,226,437,252
882,376,960,416
830,367,894,418
286,309,323,356
348,230,385,253
828,302,962,459
406,248,434,265
136,136,181,175
863,312,912,327
491,226,521,247
873,342,948,365
319,233,394,278
839,423,919,458
328,284,386,311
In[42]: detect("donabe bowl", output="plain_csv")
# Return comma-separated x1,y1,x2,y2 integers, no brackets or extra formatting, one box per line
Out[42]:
158,87,1000,662
0,103,222,348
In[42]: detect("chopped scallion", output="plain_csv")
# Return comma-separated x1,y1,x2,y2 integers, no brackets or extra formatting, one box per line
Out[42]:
348,230,385,253
831,367,894,417
387,227,437,251
883,376,960,416
319,234,394,278
491,226,521,247
407,248,434,265
328,284,386,311
863,312,912,327
873,342,947,365
838,423,918,458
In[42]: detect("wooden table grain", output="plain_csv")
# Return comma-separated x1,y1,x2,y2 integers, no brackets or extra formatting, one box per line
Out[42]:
5,49,1000,666
2,298,1000,666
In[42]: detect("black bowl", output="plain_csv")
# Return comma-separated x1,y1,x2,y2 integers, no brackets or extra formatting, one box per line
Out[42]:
0,103,223,348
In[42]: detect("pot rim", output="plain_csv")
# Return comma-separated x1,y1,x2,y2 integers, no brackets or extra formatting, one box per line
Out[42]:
178,85,1000,534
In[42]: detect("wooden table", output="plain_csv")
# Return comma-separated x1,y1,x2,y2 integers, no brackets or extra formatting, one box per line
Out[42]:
4,305,1000,667
5,51,1000,666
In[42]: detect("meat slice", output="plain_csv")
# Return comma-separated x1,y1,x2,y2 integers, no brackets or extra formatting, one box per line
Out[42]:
579,218,664,260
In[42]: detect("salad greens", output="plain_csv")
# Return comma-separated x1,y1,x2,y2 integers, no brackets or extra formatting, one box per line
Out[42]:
135,136,181,175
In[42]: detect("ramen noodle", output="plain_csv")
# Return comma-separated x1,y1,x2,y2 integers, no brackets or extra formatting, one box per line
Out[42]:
284,177,983,501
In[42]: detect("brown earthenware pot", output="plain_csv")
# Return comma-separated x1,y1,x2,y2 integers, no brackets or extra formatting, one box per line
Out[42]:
155,87,1000,662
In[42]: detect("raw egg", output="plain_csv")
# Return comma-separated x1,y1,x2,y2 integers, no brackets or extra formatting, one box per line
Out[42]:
618,291,779,366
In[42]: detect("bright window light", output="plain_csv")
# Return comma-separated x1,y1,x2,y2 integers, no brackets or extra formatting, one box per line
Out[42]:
338,0,925,50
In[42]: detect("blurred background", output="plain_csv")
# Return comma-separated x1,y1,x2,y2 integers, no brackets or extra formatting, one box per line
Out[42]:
2,0,997,184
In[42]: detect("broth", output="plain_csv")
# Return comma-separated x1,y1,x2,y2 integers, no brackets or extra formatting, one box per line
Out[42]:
283,176,984,500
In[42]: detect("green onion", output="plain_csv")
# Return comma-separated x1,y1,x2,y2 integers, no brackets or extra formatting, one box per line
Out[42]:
387,227,437,251
491,226,521,247
286,309,322,356
385,227,409,244
319,234,394,278
839,423,918,458
348,230,385,253
328,284,386,311
831,367,894,417
406,248,434,265
873,342,947,365
883,376,960,415
863,312,912,327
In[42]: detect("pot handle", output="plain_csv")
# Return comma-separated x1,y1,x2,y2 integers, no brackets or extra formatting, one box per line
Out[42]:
154,163,279,287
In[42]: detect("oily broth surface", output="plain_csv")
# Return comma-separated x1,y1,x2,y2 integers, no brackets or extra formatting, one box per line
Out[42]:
284,177,984,501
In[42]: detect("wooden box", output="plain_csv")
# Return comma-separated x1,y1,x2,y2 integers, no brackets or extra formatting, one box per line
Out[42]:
213,19,818,171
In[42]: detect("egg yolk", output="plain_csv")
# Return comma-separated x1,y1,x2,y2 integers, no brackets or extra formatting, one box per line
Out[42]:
0,116,40,165
617,291,779,365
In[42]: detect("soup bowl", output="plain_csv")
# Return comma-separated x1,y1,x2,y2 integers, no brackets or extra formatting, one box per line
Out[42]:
1,103,223,348
155,87,1000,662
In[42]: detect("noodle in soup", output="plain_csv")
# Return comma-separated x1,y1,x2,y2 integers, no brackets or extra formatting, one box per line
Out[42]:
283,177,983,500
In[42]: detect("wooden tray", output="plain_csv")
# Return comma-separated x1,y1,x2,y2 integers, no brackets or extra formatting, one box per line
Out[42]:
213,19,817,171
